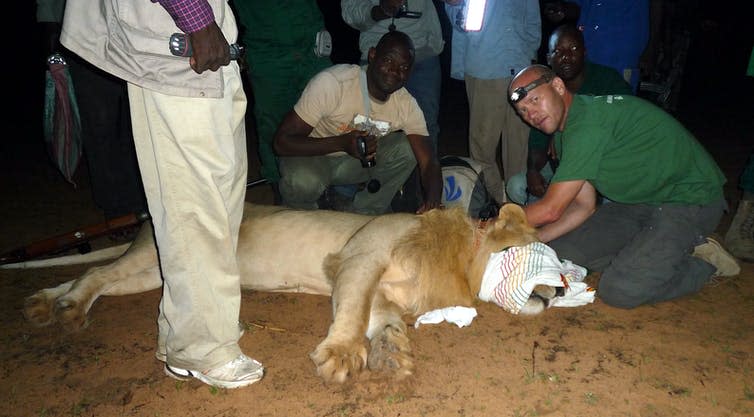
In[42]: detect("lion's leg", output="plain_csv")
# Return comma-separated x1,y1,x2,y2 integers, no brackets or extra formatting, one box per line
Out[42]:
310,252,387,383
23,223,162,332
365,292,414,379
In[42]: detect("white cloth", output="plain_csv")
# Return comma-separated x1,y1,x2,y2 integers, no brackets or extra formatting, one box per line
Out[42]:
414,306,478,328
478,242,595,314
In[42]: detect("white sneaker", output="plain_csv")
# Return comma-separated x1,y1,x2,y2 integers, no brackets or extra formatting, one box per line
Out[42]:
693,237,741,277
165,354,264,389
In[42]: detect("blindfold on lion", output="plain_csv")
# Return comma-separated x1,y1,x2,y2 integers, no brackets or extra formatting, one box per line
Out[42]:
23,203,567,384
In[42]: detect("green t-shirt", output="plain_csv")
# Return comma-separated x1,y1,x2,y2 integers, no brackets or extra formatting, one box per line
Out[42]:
529,61,633,151
551,95,725,205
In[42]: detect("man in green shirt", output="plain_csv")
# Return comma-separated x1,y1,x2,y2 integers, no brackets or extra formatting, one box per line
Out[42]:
507,64,739,309
507,24,632,205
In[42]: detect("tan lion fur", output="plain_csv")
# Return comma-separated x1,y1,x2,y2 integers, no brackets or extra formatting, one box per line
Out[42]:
24,202,542,383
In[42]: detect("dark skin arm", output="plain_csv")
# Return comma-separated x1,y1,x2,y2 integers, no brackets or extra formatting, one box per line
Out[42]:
406,134,443,214
188,22,231,74
371,0,403,20
526,147,550,198
273,111,442,213
273,111,375,159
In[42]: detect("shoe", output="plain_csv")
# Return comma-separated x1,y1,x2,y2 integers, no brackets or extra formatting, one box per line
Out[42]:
164,354,264,389
156,323,246,363
692,237,741,277
724,199,754,262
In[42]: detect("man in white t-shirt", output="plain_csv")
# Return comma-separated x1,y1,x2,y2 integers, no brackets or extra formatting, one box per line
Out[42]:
273,31,442,215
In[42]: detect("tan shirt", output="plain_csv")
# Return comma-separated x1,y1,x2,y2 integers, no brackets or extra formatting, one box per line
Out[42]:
294,64,428,153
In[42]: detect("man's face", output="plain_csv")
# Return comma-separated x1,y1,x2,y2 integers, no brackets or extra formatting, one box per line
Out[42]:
367,44,414,97
511,72,567,134
547,32,585,81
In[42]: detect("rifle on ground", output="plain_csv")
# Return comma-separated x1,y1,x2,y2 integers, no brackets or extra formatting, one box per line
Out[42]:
0,211,150,265
0,177,270,266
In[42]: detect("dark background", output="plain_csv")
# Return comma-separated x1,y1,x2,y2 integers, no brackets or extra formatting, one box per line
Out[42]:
5,1,754,221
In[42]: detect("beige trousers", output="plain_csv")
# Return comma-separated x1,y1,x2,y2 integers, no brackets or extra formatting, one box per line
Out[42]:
465,75,530,204
128,62,248,370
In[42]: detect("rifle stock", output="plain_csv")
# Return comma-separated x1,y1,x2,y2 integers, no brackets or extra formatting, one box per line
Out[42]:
0,212,150,265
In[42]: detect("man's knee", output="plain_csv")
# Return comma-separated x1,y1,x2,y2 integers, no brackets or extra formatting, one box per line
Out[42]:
596,272,655,309
506,171,528,205
278,169,327,207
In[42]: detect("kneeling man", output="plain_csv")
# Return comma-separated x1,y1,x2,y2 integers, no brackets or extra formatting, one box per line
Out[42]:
273,30,442,215
509,64,739,309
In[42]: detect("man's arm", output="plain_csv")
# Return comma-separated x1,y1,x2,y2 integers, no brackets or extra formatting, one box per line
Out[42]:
342,0,402,30
523,179,597,242
406,134,442,213
273,111,368,158
152,0,230,74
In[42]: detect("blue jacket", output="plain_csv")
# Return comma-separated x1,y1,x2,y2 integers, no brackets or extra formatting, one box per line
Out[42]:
445,0,541,80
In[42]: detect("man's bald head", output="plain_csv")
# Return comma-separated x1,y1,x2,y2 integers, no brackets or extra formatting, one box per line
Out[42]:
374,30,415,60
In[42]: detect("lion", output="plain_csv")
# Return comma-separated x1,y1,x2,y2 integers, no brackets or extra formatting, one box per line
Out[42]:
23,203,553,383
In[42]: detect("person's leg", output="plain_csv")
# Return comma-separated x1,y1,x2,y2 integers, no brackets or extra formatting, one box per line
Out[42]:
351,132,417,215
405,55,441,151
499,76,530,182
505,164,553,205
465,75,506,204
247,51,331,184
278,155,341,210
69,56,146,218
725,152,754,260
129,62,247,371
597,201,724,308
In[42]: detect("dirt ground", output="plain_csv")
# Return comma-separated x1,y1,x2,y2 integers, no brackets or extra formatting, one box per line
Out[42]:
3,18,754,417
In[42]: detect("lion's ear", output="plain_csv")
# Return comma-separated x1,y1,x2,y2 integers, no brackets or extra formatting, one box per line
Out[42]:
497,203,526,225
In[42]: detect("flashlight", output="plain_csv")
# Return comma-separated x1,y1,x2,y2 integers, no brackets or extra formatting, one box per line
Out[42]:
462,0,487,32
169,33,243,60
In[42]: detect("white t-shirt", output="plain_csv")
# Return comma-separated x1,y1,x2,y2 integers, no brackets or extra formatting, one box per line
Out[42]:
294,64,428,149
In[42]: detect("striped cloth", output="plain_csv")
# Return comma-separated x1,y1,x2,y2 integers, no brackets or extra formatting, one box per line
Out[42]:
478,242,594,314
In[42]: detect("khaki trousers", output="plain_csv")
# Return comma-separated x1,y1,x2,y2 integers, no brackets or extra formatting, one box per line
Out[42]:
128,63,248,370
465,75,529,204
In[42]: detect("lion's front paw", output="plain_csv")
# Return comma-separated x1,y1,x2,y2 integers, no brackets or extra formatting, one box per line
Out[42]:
367,325,414,379
309,340,368,383
23,292,56,327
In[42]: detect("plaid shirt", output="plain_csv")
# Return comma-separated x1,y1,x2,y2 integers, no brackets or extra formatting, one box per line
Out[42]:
153,0,215,33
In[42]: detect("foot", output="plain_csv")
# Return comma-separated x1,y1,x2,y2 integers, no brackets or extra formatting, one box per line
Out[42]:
164,354,264,389
693,237,741,277
724,199,754,262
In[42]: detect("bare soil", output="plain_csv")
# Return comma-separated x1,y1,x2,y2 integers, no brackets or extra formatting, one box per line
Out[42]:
2,56,754,417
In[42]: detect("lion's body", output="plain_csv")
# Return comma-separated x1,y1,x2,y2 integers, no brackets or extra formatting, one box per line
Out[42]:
24,203,541,383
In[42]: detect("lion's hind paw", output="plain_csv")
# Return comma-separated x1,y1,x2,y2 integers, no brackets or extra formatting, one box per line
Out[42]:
367,325,414,379
310,341,368,384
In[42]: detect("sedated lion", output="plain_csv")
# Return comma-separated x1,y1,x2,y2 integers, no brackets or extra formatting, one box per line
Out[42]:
23,203,556,383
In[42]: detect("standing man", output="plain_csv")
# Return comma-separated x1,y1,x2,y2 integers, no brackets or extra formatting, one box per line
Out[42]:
274,31,442,215
509,64,739,309
444,0,541,205
543,0,650,91
342,0,444,151
506,24,632,205
233,0,332,199
60,0,263,388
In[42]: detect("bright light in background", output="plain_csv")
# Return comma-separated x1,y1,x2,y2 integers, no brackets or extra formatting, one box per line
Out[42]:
463,0,487,31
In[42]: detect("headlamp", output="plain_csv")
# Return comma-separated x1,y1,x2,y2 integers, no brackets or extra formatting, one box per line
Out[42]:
509,75,552,103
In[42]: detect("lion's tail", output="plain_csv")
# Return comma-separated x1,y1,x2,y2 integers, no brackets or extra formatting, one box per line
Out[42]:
0,243,130,269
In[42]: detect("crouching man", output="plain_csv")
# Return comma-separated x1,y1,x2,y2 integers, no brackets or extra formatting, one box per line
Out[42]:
273,30,442,215
509,64,739,309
